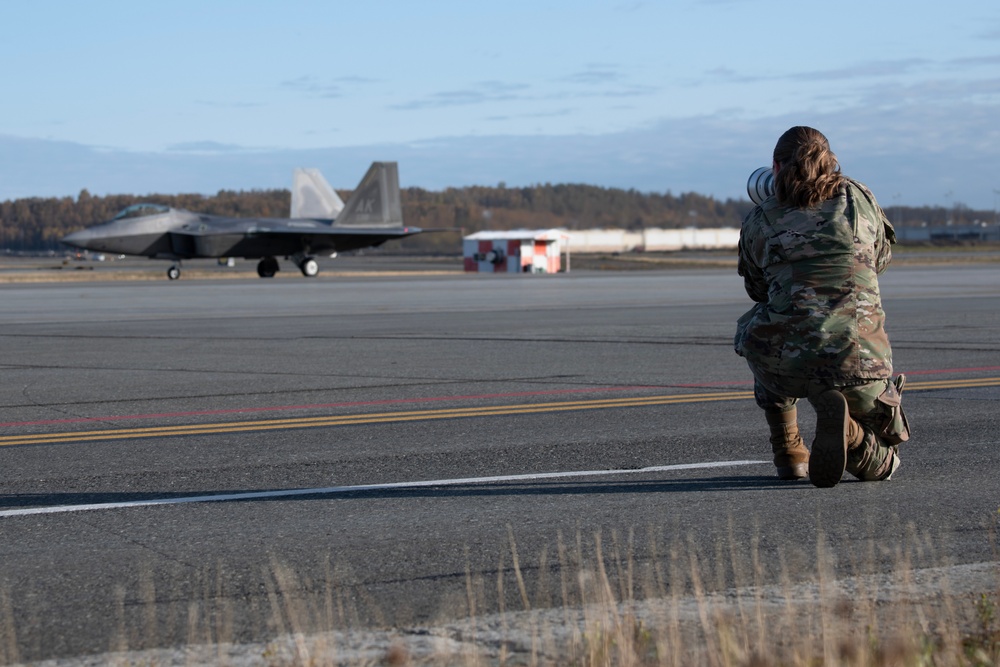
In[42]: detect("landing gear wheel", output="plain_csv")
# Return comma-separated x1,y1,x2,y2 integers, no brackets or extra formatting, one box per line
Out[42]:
256,257,279,278
299,257,319,277
167,265,180,280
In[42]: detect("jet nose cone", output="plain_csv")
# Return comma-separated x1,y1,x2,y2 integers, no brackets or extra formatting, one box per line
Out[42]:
61,228,93,249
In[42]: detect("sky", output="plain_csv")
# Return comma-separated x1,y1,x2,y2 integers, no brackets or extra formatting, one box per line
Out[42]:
2,0,999,212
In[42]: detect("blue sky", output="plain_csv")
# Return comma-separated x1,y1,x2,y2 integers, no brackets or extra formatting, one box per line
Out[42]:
2,0,999,211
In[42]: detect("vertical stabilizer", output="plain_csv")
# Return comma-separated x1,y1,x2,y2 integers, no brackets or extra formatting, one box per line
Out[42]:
333,162,403,229
291,168,345,219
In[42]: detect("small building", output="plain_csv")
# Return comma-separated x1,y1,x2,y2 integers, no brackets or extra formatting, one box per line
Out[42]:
463,230,569,273
565,227,741,252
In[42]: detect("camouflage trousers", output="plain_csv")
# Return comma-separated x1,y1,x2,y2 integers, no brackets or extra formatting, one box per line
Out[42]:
747,365,907,481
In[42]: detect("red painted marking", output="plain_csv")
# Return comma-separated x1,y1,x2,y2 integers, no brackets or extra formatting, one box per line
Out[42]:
892,366,1000,376
5,366,997,429
2,385,662,428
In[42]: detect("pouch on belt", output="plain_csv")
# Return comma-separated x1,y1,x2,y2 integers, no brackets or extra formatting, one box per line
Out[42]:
875,375,911,445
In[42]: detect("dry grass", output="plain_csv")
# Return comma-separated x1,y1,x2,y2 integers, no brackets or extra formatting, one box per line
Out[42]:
5,523,998,667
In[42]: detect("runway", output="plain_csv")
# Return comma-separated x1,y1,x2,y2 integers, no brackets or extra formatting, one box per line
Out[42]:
1,263,999,662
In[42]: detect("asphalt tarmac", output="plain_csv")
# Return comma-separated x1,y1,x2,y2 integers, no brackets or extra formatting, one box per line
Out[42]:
1,262,999,662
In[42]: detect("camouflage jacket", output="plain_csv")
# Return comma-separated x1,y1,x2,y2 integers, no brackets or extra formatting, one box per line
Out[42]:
735,178,896,382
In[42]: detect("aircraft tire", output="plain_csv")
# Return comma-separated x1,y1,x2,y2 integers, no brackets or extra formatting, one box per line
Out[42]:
300,257,319,277
257,257,279,278
167,266,181,280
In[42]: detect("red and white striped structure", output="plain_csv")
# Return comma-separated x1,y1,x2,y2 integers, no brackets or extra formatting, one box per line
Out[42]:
463,230,569,273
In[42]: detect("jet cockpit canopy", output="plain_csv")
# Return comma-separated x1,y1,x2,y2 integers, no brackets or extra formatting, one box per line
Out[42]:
112,203,171,221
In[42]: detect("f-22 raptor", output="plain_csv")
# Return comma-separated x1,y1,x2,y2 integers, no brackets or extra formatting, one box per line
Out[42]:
61,162,421,280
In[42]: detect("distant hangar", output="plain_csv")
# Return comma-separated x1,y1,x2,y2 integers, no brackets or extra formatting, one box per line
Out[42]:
462,227,740,273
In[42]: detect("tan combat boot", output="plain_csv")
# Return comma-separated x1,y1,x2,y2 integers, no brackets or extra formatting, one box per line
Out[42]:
808,390,864,488
765,408,809,480
846,439,900,481
846,374,906,481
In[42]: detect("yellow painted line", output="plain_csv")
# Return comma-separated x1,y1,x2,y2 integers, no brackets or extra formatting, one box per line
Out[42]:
1,377,997,448
904,378,1000,390
0,391,752,447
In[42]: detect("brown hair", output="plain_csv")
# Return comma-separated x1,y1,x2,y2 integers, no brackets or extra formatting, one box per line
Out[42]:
772,126,845,208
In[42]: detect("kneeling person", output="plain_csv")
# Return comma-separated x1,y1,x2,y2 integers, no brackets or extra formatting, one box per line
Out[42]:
735,126,910,488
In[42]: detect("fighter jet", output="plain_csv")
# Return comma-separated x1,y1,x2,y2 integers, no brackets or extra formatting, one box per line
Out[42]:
61,162,421,279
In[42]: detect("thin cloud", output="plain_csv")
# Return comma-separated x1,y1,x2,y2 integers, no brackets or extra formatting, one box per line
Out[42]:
525,108,575,118
561,66,625,85
948,53,1000,67
281,75,378,99
166,141,249,153
391,90,491,110
703,67,750,83
554,64,657,99
389,82,529,110
195,100,265,109
786,58,929,82
975,25,1000,40
697,58,930,86
854,75,1000,108
485,108,576,122
281,75,343,98
573,84,658,99
393,81,655,112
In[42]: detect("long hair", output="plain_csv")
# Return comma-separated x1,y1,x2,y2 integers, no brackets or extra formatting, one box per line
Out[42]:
772,126,845,208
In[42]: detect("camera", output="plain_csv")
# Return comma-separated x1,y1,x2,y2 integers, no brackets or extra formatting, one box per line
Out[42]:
747,167,774,205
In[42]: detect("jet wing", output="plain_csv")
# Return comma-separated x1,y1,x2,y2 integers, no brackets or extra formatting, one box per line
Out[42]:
169,220,422,258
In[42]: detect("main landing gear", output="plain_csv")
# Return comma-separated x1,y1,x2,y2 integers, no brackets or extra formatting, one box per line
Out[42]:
166,257,320,280
299,257,319,277
256,256,280,278
255,256,319,278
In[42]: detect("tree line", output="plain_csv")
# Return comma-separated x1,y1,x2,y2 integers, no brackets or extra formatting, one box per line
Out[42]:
1,184,992,254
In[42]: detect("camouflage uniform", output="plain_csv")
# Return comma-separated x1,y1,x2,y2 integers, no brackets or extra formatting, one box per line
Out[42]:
735,178,908,480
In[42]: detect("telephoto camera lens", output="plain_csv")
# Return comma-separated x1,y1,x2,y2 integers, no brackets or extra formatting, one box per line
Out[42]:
747,167,774,205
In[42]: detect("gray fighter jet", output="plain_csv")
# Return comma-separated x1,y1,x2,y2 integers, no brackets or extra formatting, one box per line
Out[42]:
61,162,421,279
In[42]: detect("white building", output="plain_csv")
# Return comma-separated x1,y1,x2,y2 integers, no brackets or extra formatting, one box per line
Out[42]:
565,227,741,253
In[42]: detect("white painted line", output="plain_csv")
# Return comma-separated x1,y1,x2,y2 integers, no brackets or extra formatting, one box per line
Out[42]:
0,460,767,519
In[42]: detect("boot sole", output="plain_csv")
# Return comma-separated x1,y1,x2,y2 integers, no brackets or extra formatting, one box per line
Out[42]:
809,390,849,488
